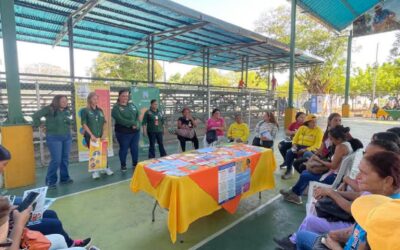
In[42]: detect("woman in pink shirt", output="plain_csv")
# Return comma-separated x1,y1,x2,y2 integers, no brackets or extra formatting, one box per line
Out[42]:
206,108,226,146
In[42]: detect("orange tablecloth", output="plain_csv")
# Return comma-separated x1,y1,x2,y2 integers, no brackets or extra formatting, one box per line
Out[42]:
130,144,276,242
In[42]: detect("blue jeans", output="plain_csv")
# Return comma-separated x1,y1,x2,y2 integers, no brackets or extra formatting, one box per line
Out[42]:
296,231,320,250
115,131,140,167
148,132,167,159
28,210,74,247
278,140,292,163
46,134,72,185
284,146,310,174
292,171,337,196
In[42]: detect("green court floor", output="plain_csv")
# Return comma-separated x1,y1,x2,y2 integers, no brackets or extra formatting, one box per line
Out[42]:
4,118,398,249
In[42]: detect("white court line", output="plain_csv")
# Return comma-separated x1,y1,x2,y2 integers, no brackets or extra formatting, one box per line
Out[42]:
189,194,282,250
56,179,130,200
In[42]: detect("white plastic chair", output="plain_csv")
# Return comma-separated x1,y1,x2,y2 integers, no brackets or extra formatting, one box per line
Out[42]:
305,149,363,216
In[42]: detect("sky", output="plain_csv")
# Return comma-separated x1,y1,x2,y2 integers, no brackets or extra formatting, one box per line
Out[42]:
0,0,397,84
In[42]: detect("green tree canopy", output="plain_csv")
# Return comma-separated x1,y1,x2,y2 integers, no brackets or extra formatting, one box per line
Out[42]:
254,5,347,94
91,53,163,81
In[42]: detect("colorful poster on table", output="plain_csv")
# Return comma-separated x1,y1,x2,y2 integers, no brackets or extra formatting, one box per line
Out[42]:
74,83,114,162
353,0,400,37
130,87,161,149
88,139,108,172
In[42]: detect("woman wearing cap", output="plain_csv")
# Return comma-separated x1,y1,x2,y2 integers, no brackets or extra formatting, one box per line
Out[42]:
32,95,73,189
278,112,306,169
280,125,354,205
81,92,114,179
252,111,279,148
293,151,400,250
282,114,323,179
112,89,140,172
0,145,92,248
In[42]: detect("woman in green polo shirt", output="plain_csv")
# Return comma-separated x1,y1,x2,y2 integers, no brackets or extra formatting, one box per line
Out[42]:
81,92,114,179
32,95,73,189
142,99,167,159
111,89,140,171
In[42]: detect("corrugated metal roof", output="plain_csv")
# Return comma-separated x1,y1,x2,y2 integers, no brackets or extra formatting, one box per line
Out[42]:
297,0,381,32
1,0,323,71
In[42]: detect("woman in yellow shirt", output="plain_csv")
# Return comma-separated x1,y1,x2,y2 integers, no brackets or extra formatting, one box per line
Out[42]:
227,114,250,143
282,114,323,179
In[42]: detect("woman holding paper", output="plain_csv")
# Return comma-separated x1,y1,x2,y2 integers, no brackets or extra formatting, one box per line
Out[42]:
252,111,279,149
32,95,73,189
82,92,114,179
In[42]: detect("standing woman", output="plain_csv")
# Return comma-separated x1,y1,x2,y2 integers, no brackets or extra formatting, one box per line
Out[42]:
81,92,114,179
32,95,73,189
142,99,167,159
252,111,279,148
112,89,140,172
206,108,226,146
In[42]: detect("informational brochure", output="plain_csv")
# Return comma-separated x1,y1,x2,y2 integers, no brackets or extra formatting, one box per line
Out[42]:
218,162,236,204
22,187,56,226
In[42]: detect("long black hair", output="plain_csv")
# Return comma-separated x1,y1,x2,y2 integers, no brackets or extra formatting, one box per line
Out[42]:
323,113,341,140
49,95,68,116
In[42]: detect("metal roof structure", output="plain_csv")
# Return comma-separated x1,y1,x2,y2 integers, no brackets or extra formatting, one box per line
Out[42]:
297,0,381,32
0,0,323,71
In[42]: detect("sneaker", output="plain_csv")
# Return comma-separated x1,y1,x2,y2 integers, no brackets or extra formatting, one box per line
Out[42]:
273,235,295,250
73,238,92,247
279,189,291,197
279,163,286,169
47,184,57,190
121,166,127,172
92,172,100,179
104,168,114,176
60,179,73,185
283,191,302,205
281,171,293,180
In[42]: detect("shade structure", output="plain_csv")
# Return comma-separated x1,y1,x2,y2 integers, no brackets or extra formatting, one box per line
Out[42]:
0,0,323,71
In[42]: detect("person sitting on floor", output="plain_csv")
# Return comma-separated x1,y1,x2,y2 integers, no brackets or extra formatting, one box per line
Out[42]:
293,151,400,250
280,125,354,205
275,139,399,249
281,114,323,179
252,111,279,149
278,112,306,169
227,113,250,143
176,107,199,152
0,145,91,249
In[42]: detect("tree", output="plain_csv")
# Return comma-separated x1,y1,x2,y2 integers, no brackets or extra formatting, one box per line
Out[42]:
168,73,182,83
91,53,163,81
390,32,400,60
254,6,348,94
23,63,68,75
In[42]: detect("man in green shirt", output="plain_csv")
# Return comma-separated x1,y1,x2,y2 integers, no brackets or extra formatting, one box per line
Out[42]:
142,99,167,159
32,95,73,189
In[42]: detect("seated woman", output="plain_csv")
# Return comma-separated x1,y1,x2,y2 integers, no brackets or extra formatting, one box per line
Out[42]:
282,114,323,179
372,131,400,146
0,145,91,249
205,108,225,147
280,125,353,204
252,111,279,149
275,139,396,249
294,151,400,250
278,112,305,169
176,107,199,152
227,114,250,143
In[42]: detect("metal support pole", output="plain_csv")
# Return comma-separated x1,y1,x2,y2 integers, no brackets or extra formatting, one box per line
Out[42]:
288,0,297,108
372,43,379,106
147,37,151,83
248,91,252,128
68,18,75,82
202,48,205,86
245,56,249,88
241,56,244,81
206,49,211,119
0,0,25,124
35,81,45,167
267,64,271,91
151,35,155,84
344,31,352,105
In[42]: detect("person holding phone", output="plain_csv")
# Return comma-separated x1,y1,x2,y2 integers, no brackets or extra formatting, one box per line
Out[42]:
252,111,279,149
81,92,114,179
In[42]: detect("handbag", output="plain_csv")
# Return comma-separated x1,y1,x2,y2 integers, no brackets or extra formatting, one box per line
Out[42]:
252,137,273,148
315,197,354,222
206,130,217,144
176,128,195,139
305,159,329,175
20,228,51,250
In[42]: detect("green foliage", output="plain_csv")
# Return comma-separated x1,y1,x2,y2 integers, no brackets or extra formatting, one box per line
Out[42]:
276,79,306,97
168,73,182,83
254,5,347,94
91,53,163,81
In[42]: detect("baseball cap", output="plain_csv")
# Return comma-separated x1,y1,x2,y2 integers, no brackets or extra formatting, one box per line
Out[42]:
351,194,400,250
304,114,317,123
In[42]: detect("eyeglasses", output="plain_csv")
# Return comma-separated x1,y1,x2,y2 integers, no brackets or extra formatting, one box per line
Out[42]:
0,238,13,247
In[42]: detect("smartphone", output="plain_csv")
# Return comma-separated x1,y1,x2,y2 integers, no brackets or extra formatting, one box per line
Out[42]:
17,192,39,212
